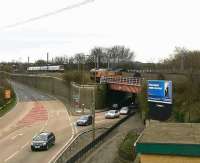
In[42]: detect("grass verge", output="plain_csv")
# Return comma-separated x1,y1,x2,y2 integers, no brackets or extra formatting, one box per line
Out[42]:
118,132,139,161
0,94,16,117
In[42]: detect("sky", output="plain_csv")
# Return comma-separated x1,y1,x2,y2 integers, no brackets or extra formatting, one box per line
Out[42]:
0,0,200,63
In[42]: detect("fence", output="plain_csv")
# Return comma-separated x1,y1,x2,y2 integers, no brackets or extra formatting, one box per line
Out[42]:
54,127,108,163
100,76,142,86
65,111,136,163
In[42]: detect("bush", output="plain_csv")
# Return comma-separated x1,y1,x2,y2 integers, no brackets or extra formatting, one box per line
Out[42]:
118,132,139,161
63,70,93,84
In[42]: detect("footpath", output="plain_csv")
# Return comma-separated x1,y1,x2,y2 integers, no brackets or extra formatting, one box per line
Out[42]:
83,113,144,163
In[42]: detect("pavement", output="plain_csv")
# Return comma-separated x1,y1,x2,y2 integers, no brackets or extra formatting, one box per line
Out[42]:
0,82,74,163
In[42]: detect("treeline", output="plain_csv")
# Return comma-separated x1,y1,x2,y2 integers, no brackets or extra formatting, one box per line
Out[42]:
141,47,200,73
52,45,135,71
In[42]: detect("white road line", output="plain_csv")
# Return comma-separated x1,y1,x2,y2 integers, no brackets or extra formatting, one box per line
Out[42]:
21,142,29,150
11,133,23,140
48,105,75,163
4,151,19,162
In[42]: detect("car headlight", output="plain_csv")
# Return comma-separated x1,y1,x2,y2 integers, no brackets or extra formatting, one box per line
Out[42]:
43,142,47,146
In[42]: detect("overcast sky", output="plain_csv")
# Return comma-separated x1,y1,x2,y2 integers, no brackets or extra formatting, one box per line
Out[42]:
0,0,200,63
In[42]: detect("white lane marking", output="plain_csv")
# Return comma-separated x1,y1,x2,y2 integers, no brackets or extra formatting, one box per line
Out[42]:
11,133,23,140
48,105,75,163
4,151,19,162
21,142,29,150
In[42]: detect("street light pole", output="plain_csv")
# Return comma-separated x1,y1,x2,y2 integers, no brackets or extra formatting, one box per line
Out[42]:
92,87,95,140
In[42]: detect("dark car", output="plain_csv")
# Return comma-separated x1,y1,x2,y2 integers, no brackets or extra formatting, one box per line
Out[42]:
31,132,55,151
128,102,138,112
76,115,92,126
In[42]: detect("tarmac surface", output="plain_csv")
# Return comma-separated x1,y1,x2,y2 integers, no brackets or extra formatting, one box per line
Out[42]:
0,82,74,163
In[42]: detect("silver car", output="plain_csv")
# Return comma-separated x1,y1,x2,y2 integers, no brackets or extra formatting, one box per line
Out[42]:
120,107,130,115
105,110,120,119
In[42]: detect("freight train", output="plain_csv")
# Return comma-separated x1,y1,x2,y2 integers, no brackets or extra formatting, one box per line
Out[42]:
90,68,124,82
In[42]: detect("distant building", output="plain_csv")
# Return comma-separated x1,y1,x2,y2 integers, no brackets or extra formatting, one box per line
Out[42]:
136,123,200,163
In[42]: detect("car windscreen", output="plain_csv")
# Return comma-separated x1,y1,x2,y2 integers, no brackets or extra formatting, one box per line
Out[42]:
121,108,128,111
80,116,88,120
33,135,47,141
108,110,116,114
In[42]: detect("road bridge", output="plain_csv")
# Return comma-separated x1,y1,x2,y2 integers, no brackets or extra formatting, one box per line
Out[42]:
100,77,142,93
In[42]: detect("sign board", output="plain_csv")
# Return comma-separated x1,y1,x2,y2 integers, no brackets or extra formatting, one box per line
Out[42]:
4,89,11,99
147,80,172,104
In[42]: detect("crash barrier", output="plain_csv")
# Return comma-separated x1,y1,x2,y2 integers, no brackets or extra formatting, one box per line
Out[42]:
65,112,135,163
54,127,108,163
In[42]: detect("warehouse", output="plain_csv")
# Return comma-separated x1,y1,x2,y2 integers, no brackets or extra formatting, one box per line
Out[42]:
136,123,200,163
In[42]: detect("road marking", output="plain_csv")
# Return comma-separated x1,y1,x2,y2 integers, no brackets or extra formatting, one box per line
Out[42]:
21,142,29,150
11,133,23,140
4,151,19,162
48,105,75,163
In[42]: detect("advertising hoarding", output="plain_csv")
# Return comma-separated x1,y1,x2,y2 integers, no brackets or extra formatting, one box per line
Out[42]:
147,80,172,104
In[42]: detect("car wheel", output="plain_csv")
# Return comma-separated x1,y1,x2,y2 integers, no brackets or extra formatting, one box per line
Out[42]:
46,144,49,150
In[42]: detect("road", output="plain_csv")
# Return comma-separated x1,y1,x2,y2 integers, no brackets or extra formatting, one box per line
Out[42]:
0,81,127,163
0,82,75,163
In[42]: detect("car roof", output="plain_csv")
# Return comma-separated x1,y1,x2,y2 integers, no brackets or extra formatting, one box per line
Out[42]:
81,115,92,118
121,107,128,109
39,132,51,136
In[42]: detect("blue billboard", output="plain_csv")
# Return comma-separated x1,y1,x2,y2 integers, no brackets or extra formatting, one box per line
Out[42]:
147,80,172,104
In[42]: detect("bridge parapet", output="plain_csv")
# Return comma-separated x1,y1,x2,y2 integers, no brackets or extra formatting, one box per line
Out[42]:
100,76,142,86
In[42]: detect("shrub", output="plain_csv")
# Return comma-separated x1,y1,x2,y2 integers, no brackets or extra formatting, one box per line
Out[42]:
118,132,139,161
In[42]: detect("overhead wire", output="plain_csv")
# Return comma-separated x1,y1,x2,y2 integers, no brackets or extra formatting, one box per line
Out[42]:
1,0,94,30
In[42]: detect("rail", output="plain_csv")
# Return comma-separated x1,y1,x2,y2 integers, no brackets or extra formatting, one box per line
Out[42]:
53,127,108,163
100,76,142,86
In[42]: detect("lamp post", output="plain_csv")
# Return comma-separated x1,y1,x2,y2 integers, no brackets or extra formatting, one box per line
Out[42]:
92,87,95,140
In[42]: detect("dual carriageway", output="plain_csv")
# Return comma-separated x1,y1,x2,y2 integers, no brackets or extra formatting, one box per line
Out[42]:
0,81,128,163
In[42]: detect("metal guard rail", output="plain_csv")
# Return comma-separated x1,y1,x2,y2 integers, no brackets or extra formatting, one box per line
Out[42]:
65,111,136,163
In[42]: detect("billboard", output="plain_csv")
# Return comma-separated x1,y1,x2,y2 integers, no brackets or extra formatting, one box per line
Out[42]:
147,80,172,104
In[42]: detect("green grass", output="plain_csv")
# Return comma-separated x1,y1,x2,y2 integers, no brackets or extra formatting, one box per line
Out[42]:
118,132,139,161
0,94,16,117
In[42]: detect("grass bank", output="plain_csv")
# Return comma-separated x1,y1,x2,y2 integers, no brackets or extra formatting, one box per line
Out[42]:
0,79,17,117
0,95,16,117
118,132,139,162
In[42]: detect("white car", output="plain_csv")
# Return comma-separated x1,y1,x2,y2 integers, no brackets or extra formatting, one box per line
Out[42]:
105,110,120,119
120,107,130,115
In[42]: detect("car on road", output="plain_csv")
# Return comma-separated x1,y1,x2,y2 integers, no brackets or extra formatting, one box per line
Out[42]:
128,102,138,112
120,106,130,115
105,110,120,119
31,132,55,151
111,103,119,110
76,115,93,126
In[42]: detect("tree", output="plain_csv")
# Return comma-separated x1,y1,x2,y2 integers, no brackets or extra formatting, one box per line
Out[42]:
35,60,46,66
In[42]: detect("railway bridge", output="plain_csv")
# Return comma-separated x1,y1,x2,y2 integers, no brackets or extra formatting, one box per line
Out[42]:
100,77,142,93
